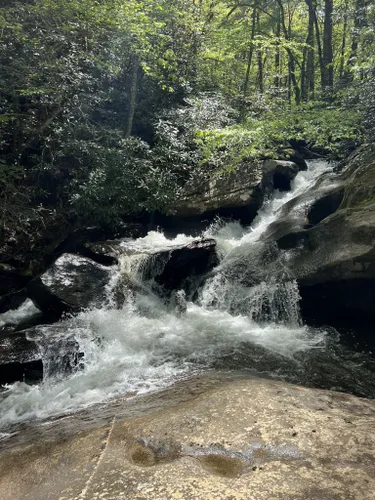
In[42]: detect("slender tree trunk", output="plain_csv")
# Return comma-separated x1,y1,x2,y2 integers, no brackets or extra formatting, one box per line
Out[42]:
322,0,334,95
301,38,308,101
306,2,315,99
274,6,281,89
347,0,367,78
276,0,301,105
257,12,264,94
125,54,139,139
241,4,257,122
339,0,349,83
305,0,324,90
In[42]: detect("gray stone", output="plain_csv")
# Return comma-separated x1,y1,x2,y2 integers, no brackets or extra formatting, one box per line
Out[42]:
1,376,375,499
266,144,375,321
27,254,114,318
169,161,264,217
168,159,302,222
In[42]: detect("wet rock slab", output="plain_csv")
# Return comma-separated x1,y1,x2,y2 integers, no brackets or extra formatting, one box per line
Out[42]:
1,377,375,499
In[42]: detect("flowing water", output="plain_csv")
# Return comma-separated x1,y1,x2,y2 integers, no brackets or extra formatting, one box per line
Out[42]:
1,160,375,436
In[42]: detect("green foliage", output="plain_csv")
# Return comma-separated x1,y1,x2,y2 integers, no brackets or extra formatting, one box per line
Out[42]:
0,0,197,245
194,102,363,173
70,138,170,226
0,0,374,266
254,104,364,158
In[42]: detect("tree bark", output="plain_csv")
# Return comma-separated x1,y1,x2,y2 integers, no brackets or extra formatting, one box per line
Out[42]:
347,0,367,78
301,37,308,101
306,2,315,99
322,0,334,95
276,0,301,105
274,6,281,89
124,54,139,139
305,0,324,91
257,12,264,93
241,4,257,122
339,0,349,83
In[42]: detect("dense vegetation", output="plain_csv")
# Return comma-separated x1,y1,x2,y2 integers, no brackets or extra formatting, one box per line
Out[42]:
0,0,374,268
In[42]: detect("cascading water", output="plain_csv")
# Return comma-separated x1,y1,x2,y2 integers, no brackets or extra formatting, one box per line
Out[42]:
199,160,333,323
2,160,375,432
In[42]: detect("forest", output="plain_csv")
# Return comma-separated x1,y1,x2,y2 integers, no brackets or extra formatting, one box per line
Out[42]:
3,3,375,492
0,0,374,265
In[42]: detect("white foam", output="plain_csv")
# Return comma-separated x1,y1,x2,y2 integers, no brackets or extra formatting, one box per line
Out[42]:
0,299,40,328
120,230,196,253
0,160,332,429
0,302,326,428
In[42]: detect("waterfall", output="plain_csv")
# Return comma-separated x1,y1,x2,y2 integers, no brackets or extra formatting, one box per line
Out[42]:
2,160,349,430
199,160,334,325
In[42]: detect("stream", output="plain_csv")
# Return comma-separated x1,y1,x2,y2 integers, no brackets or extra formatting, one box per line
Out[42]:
1,160,375,439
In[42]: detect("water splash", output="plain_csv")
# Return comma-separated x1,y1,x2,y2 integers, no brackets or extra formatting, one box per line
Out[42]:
0,300,39,328
0,160,340,429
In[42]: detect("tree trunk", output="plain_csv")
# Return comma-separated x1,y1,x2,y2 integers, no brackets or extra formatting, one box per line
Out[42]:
277,0,301,105
301,38,308,101
347,0,367,77
306,2,315,99
241,4,257,122
339,0,349,83
274,6,281,89
322,0,334,95
124,54,139,139
305,0,324,91
257,12,264,94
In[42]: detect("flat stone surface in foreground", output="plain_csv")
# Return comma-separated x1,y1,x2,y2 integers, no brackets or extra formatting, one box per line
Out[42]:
1,377,375,499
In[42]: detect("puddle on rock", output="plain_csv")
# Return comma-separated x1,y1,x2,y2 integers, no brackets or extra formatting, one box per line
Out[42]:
128,436,303,478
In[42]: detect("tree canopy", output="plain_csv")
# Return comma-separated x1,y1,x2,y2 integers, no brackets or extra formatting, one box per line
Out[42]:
0,0,374,265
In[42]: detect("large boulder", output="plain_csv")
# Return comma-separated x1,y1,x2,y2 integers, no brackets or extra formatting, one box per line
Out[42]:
119,238,219,301
27,254,114,318
162,159,302,229
167,161,264,223
0,221,146,306
153,239,219,295
271,144,375,323
263,159,300,191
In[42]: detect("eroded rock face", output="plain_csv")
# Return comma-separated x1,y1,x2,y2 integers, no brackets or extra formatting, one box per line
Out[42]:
165,158,302,226
269,144,375,322
293,207,375,285
294,207,375,323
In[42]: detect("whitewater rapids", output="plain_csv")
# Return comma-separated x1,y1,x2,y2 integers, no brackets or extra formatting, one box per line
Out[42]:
1,160,349,429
